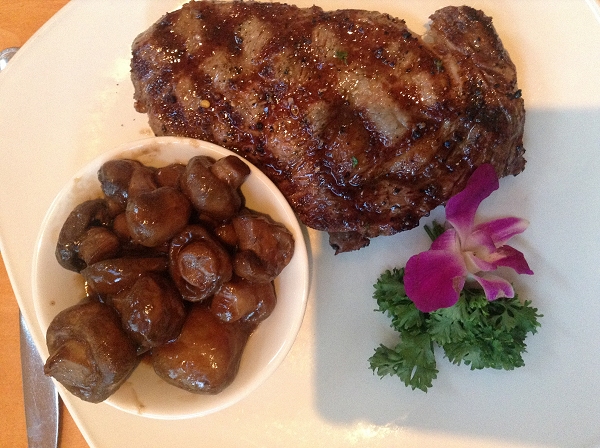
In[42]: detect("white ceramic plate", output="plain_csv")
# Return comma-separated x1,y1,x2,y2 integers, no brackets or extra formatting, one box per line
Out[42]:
1,0,600,447
32,136,309,419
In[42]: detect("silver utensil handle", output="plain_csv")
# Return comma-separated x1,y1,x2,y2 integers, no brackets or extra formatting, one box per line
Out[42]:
20,313,60,448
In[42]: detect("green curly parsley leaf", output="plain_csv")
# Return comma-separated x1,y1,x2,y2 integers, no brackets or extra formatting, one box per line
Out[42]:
370,333,438,392
369,268,542,392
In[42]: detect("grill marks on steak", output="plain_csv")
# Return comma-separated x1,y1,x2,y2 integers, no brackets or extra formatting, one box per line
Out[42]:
131,1,526,253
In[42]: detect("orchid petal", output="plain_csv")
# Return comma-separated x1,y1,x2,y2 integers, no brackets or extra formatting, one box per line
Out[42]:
463,250,497,273
490,245,534,275
405,249,467,312
473,273,515,301
464,227,497,254
431,228,459,251
446,164,499,241
473,217,530,247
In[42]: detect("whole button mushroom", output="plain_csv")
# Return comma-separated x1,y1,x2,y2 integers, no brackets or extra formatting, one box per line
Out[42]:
126,186,192,247
169,225,233,302
55,199,114,272
232,210,295,282
211,276,276,326
151,305,250,394
180,156,242,222
111,273,186,353
98,159,157,211
43,300,139,403
209,155,251,189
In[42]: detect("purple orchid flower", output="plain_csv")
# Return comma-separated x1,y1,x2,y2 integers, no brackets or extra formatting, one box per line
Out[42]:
404,164,533,313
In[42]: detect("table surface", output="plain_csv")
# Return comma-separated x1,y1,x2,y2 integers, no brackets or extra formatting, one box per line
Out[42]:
0,1,88,447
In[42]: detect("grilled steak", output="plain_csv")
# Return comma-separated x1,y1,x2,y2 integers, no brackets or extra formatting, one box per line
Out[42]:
131,1,526,253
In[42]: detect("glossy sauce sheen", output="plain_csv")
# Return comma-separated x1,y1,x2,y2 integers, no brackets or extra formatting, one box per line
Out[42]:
131,2,526,252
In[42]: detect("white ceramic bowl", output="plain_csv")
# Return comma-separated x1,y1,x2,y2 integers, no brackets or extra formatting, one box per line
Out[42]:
32,136,309,419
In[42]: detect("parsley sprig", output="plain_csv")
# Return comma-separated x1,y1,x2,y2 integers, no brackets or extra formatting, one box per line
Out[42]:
369,267,542,392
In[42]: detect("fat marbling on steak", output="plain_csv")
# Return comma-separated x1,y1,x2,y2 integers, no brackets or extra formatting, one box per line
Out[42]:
131,1,526,253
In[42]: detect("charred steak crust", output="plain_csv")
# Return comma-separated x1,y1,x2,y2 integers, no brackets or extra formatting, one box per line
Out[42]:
131,1,526,253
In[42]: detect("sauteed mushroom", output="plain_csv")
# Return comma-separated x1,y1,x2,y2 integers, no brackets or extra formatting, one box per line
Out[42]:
180,156,242,222
111,273,186,353
232,211,295,283
152,305,250,394
155,162,186,188
211,276,276,325
169,225,232,302
44,300,139,403
81,257,168,296
98,159,157,211
77,226,120,266
126,186,192,247
55,199,113,272
209,155,250,190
